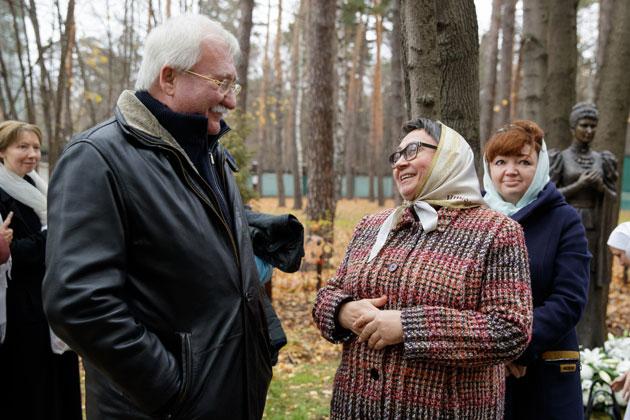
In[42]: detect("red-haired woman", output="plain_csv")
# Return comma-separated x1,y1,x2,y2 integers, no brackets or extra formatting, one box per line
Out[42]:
483,120,590,419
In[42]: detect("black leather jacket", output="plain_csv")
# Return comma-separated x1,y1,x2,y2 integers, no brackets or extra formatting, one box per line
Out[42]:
43,91,272,419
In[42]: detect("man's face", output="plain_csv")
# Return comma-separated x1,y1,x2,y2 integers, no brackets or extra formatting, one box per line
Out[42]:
168,38,237,134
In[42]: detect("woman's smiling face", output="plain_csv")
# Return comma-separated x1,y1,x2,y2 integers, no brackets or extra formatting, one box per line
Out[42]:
0,130,41,177
392,129,438,201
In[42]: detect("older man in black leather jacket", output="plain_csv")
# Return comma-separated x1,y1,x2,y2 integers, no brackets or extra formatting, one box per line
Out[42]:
43,15,274,419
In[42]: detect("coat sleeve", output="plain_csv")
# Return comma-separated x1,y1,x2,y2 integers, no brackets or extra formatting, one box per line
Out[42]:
42,141,181,416
516,210,590,365
312,216,368,343
400,218,533,367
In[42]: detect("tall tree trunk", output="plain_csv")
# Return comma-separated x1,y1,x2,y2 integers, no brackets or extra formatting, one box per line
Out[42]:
544,0,577,150
369,4,385,206
273,0,286,207
256,0,272,197
511,37,524,119
594,0,614,103
344,19,367,200
400,0,440,120
28,0,53,145
333,0,348,202
479,0,502,146
390,0,405,205
75,43,98,126
50,0,75,171
19,0,37,124
437,0,481,164
305,0,336,242
520,0,548,127
288,0,304,209
493,0,517,131
582,0,630,349
237,0,254,112
0,48,17,119
8,0,34,123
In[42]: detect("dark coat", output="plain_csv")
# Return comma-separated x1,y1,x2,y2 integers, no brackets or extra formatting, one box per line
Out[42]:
43,90,272,419
504,182,590,420
0,182,82,420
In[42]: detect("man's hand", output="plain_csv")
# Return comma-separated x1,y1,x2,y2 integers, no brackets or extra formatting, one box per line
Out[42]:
505,362,527,378
1,212,13,245
338,295,387,335
612,371,630,402
354,309,403,350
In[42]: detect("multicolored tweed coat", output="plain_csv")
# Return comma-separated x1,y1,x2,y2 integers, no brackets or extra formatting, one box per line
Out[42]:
313,206,533,419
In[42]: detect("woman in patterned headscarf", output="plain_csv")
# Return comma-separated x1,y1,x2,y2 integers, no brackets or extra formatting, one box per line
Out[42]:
313,117,533,419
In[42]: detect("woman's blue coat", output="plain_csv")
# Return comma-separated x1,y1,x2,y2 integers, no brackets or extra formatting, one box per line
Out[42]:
504,182,590,420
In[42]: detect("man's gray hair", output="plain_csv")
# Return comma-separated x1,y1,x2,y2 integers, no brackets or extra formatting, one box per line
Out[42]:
135,14,240,90
401,117,442,143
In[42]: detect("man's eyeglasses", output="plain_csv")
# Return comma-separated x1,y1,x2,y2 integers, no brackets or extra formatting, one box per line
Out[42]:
388,141,438,168
184,70,242,96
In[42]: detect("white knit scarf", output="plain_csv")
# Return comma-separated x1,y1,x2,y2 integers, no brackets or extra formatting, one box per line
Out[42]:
0,163,47,226
368,123,485,262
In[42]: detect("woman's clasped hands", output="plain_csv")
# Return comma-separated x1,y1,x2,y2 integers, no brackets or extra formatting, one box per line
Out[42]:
338,295,404,350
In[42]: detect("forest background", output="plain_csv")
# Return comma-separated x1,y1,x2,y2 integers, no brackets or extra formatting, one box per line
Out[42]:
1,0,630,417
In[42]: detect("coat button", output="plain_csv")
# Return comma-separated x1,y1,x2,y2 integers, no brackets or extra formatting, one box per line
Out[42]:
388,263,398,272
370,368,379,380
245,291,253,301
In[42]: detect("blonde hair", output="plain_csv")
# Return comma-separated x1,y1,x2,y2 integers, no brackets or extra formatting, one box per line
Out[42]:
0,120,43,162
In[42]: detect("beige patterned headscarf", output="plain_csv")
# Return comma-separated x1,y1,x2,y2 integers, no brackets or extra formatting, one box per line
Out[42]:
368,122,484,262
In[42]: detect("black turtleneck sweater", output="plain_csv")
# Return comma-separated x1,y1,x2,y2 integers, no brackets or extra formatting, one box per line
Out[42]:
135,90,233,227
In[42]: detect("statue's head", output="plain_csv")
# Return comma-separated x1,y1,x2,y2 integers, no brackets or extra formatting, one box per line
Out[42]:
570,102,598,145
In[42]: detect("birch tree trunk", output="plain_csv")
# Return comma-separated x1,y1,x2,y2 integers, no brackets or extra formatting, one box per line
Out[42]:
390,0,405,204
273,0,286,207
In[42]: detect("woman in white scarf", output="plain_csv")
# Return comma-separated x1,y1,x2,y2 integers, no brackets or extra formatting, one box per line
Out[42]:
483,120,590,420
0,120,81,420
313,118,532,419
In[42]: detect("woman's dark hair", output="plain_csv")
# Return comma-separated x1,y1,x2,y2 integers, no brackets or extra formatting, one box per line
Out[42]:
484,120,544,164
401,117,442,143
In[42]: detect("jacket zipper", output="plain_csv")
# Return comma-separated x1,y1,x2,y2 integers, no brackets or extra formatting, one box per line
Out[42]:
129,129,240,267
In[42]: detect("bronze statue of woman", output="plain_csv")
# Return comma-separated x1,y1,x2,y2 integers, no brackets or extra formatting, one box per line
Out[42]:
549,102,618,348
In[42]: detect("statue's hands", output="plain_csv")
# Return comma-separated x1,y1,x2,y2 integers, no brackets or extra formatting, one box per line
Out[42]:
338,295,387,335
577,171,604,191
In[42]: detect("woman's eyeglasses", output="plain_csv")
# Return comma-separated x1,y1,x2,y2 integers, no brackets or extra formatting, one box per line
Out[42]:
388,141,437,168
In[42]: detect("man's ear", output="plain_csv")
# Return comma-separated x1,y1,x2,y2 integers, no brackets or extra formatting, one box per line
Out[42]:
159,66,177,96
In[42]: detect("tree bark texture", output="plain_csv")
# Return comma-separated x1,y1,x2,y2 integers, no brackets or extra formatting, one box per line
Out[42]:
50,0,75,171
288,0,305,209
520,0,548,127
594,0,614,103
305,0,336,242
368,6,385,206
390,0,405,205
237,0,254,112
343,19,366,200
436,0,481,166
544,0,577,150
400,0,440,120
493,0,516,131
479,0,502,146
